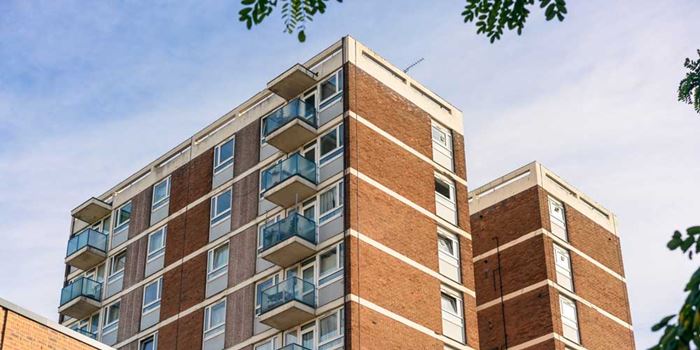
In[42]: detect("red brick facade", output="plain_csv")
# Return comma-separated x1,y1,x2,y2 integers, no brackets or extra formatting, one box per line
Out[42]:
471,185,634,350
346,62,479,350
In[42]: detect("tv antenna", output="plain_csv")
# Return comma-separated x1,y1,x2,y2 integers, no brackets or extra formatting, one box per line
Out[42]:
403,58,424,73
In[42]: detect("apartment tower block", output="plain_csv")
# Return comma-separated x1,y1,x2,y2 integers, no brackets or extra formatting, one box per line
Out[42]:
58,37,479,350
469,162,635,350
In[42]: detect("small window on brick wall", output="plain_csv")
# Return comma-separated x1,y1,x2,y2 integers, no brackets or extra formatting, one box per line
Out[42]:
559,295,580,343
432,121,454,171
554,244,574,291
548,196,568,241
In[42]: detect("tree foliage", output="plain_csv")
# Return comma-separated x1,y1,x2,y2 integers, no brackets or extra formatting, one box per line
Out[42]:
238,0,341,42
237,0,567,43
650,226,700,349
461,0,567,43
678,50,700,114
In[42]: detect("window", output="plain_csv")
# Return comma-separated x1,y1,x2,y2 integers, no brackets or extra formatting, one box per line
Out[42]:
440,287,465,343
432,122,454,171
319,181,343,223
549,196,568,241
255,275,279,315
435,175,457,225
203,299,226,339
151,177,170,211
559,296,580,343
102,301,120,334
147,226,167,262
214,137,235,174
257,214,282,253
318,308,344,350
139,333,158,350
210,189,232,226
319,70,343,108
71,314,100,338
319,243,344,285
437,229,461,282
142,278,162,314
319,124,344,164
554,245,573,291
108,251,127,281
207,244,229,281
114,201,132,233
90,216,111,235
254,338,276,350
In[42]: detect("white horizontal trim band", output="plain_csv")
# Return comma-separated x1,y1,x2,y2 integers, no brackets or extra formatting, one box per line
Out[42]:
346,168,471,240
476,279,633,330
347,229,475,297
347,294,475,350
472,229,625,283
347,111,467,187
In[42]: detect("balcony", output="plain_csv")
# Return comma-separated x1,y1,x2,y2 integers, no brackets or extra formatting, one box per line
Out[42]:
268,64,317,101
65,229,108,270
280,345,312,350
58,277,102,320
71,197,111,224
260,213,317,267
263,98,317,153
259,277,316,329
262,154,317,208
73,328,98,340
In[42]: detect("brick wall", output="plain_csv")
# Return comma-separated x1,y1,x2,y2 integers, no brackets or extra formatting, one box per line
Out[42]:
346,61,478,350
1,307,103,350
471,184,634,350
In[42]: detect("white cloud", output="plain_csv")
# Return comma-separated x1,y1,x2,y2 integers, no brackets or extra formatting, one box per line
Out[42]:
0,1,698,347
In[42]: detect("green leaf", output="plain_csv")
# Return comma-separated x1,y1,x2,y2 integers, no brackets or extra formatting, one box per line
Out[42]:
297,30,306,42
653,315,676,331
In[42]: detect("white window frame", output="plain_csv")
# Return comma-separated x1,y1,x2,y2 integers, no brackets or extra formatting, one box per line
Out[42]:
554,244,574,291
317,307,344,350
435,174,457,225
254,336,278,350
214,137,235,174
108,251,127,281
210,189,232,226
114,201,132,233
207,243,229,281
318,180,344,224
318,69,343,110
255,273,281,315
102,301,120,335
548,196,568,241
437,228,461,282
559,295,580,343
90,215,111,235
440,286,465,343
146,226,167,262
257,213,283,253
203,299,226,340
319,123,344,165
151,177,170,212
318,243,344,287
142,278,162,315
139,333,158,350
432,121,454,171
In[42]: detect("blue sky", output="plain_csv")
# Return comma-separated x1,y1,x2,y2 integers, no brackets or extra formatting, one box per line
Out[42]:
1,0,699,347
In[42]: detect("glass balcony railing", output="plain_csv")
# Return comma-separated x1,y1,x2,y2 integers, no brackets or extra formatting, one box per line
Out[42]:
262,98,317,137
260,277,316,314
261,154,317,193
280,345,312,350
261,213,316,252
73,328,98,340
66,229,108,257
60,277,102,307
